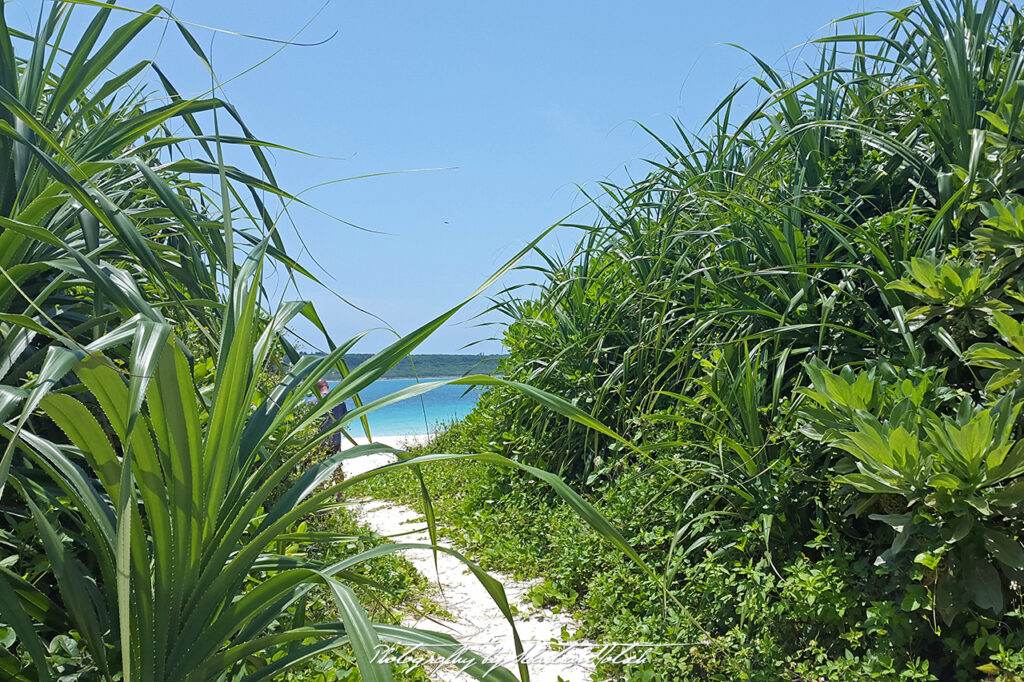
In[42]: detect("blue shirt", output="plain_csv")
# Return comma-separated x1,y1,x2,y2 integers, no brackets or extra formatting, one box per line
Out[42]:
319,401,348,450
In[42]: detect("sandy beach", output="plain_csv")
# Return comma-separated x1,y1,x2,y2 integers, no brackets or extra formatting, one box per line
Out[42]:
339,433,431,476
338,433,596,681
341,434,432,450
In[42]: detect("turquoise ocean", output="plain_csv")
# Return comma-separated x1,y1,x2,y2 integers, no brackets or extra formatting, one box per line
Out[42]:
327,378,482,437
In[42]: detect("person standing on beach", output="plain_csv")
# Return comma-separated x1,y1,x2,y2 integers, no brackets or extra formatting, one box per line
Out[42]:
316,378,348,453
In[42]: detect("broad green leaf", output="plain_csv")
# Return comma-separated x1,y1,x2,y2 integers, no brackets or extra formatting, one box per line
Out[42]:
965,559,1003,613
984,529,1024,569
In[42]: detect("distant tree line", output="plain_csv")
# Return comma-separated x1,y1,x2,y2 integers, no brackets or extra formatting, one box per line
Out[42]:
305,354,506,379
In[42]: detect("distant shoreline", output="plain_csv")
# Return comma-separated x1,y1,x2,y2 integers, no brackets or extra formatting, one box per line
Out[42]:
305,353,505,381
328,376,491,382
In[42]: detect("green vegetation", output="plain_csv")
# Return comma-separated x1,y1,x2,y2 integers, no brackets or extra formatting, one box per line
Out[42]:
360,1,1024,679
7,0,1024,680
309,354,505,380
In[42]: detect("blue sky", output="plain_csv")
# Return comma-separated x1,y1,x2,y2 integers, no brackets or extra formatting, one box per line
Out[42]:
13,1,902,353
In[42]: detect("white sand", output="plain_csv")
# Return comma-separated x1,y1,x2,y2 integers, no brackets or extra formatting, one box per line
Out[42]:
339,436,597,681
340,434,433,476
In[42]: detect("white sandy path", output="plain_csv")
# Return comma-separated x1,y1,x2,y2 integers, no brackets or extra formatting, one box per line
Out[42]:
340,435,597,682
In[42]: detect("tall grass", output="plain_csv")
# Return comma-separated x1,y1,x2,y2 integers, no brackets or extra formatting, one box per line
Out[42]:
488,0,1024,482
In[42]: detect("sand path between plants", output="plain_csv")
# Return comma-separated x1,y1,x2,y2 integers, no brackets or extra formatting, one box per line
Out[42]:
341,435,597,682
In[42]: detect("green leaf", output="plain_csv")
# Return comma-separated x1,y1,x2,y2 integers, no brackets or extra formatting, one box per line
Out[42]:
0,570,53,682
929,472,963,489
990,478,1024,511
965,560,1004,613
323,581,394,682
838,473,905,495
983,529,1024,570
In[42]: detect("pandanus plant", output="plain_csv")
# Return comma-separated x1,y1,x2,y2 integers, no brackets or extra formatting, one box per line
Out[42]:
1,240,644,681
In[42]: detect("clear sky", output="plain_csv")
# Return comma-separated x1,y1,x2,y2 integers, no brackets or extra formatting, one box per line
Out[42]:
10,0,903,353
